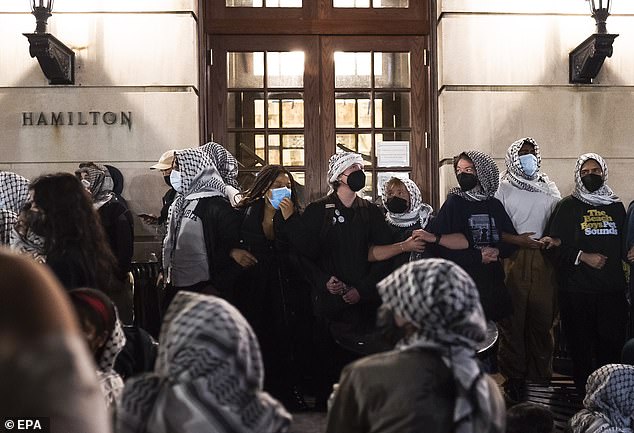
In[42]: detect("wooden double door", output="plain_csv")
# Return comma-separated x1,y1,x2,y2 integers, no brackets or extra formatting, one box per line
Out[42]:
206,34,431,204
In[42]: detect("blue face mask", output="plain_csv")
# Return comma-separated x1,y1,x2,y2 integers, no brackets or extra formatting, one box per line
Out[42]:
170,170,183,193
519,154,538,177
268,187,291,210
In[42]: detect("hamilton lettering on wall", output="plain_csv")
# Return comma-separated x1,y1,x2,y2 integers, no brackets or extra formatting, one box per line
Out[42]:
21,111,132,130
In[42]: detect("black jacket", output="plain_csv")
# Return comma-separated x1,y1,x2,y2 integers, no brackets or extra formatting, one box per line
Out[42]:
193,195,242,296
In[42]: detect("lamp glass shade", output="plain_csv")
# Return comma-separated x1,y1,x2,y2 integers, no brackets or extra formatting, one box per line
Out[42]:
31,0,53,12
589,0,611,14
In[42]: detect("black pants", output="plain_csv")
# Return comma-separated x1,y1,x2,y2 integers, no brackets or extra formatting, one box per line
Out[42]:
558,290,627,393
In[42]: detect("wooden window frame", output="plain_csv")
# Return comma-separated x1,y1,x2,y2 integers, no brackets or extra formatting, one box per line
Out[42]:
205,0,428,35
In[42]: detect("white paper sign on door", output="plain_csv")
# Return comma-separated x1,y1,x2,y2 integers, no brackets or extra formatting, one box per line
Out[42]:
376,141,409,167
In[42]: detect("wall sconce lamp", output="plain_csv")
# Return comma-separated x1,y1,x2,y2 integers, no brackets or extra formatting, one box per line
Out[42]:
569,0,618,84
23,0,75,85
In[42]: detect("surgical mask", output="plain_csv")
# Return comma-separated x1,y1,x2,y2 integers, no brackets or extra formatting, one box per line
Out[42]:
163,175,172,188
581,174,603,193
343,170,366,192
268,187,291,210
457,172,478,191
170,170,183,193
385,196,408,214
519,154,538,177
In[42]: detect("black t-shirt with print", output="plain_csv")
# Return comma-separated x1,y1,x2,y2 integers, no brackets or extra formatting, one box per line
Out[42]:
546,195,626,293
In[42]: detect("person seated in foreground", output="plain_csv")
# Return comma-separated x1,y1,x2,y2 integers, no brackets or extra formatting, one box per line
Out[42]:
506,402,554,433
68,288,126,411
0,249,111,433
567,364,634,433
326,258,505,433
117,291,291,433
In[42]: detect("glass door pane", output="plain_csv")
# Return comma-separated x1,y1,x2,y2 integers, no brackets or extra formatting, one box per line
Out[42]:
226,51,306,189
333,49,411,198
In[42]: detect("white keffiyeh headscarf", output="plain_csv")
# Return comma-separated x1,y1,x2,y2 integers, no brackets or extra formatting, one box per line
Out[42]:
327,152,364,184
500,137,561,198
75,163,115,209
449,151,499,202
0,171,30,214
377,258,500,433
572,153,620,206
117,291,291,433
201,142,240,189
569,364,634,433
381,177,433,228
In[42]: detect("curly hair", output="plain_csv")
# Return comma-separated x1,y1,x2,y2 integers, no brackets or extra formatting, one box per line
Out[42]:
29,173,122,290
236,165,302,210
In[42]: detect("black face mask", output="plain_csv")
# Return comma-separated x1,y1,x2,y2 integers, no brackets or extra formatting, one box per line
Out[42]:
344,170,366,192
376,305,406,348
581,174,603,193
20,203,46,236
163,175,172,188
457,172,478,191
385,196,409,214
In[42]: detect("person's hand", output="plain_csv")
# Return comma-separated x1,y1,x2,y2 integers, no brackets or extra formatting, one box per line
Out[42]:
139,213,159,225
279,197,295,220
481,247,499,264
580,252,607,269
517,232,543,249
342,287,360,304
627,246,634,263
230,248,258,268
539,236,561,249
326,276,346,294
401,236,426,253
412,229,435,243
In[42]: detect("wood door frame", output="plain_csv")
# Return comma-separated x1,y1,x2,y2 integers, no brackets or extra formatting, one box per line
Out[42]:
205,0,427,35
207,35,322,201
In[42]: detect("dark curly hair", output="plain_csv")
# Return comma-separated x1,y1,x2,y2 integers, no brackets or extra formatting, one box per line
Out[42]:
29,173,122,290
237,165,302,210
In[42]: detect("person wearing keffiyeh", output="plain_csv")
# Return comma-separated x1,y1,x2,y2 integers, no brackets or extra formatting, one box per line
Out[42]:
68,288,126,412
0,171,30,246
117,291,291,433
494,138,561,403
76,162,134,277
568,364,634,433
427,150,517,322
370,176,468,271
326,258,505,433
0,250,111,433
161,143,243,310
545,153,627,395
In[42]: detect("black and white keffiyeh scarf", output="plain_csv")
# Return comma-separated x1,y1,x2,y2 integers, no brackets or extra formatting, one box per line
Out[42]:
117,291,291,433
0,171,30,213
500,137,561,198
327,152,364,184
569,364,634,433
572,153,620,206
449,150,499,202
381,177,433,228
201,142,240,189
76,163,115,209
9,227,46,263
97,314,126,409
0,209,17,245
377,258,498,433
163,146,228,276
